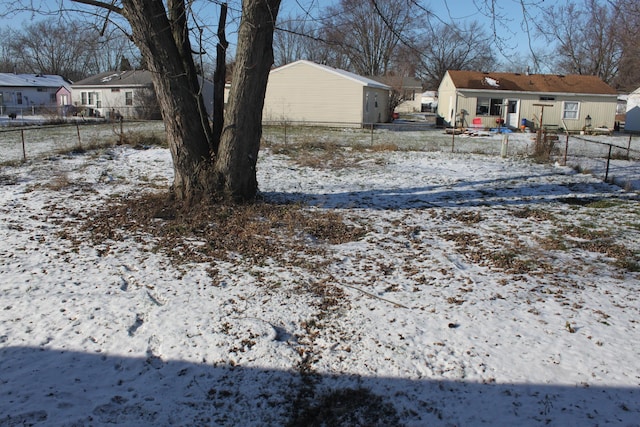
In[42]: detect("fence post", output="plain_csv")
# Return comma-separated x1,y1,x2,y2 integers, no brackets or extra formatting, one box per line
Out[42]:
368,123,373,146
451,128,455,152
627,134,632,160
605,144,612,182
76,123,82,149
563,134,569,165
21,129,26,161
119,118,124,145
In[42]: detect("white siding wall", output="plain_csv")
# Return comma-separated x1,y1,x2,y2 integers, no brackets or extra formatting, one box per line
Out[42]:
436,72,456,125
264,62,368,125
72,86,141,118
626,90,640,132
0,87,58,109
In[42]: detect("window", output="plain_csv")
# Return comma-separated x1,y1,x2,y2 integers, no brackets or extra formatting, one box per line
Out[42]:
81,92,87,105
50,93,56,103
476,97,503,116
16,92,22,105
540,96,555,101
111,88,120,92
125,92,133,106
88,92,94,105
563,101,579,119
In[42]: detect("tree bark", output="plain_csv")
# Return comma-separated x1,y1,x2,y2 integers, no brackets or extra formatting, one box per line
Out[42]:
74,0,281,204
215,0,282,202
212,3,229,155
121,0,214,203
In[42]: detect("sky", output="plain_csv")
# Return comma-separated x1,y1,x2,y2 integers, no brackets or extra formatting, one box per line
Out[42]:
0,0,558,73
0,0,549,51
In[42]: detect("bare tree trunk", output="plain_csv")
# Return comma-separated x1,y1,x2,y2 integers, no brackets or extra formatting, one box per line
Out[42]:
215,0,281,202
212,3,229,155
73,0,280,204
121,0,214,203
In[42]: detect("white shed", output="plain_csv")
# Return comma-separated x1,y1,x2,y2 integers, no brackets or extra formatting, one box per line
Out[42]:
263,60,390,126
625,87,640,133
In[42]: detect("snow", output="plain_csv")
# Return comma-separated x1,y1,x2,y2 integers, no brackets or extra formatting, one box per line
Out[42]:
483,77,500,88
1,128,639,426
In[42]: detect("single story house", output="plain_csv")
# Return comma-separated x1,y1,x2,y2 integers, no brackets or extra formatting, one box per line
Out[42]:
421,90,438,113
0,73,72,116
625,88,640,133
368,75,423,113
71,70,214,120
437,70,618,133
262,60,390,126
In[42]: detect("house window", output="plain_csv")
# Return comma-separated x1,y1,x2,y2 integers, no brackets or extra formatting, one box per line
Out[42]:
16,92,22,105
88,92,95,105
50,93,56,103
81,92,87,105
540,96,555,101
125,92,133,106
563,101,579,119
111,88,120,92
476,97,503,116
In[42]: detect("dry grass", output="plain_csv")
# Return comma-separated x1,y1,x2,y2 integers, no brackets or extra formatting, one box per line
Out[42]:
81,193,368,268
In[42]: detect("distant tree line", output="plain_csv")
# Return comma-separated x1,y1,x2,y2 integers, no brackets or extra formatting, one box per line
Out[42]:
273,0,640,92
0,20,139,81
2,0,638,93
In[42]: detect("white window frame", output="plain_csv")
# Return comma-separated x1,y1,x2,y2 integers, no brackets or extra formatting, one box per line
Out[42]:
562,101,580,120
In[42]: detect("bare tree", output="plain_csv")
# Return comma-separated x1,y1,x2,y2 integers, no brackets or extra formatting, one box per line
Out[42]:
322,0,415,76
415,20,497,90
273,14,313,66
7,20,100,80
52,0,280,204
0,28,14,72
612,0,640,90
538,0,621,84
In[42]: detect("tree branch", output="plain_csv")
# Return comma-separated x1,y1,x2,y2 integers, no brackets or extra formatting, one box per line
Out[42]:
71,0,123,14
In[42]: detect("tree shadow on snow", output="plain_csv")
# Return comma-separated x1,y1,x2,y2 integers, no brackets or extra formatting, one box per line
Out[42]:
262,172,635,210
1,346,638,426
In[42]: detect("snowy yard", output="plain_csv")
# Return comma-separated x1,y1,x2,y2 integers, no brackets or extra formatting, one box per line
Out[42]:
1,129,639,426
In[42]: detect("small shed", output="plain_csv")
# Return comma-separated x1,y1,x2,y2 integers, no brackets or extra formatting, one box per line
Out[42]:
263,60,390,126
625,87,640,133
437,70,618,133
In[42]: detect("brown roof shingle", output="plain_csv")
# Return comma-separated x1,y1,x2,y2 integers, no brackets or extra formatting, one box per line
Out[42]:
447,70,616,95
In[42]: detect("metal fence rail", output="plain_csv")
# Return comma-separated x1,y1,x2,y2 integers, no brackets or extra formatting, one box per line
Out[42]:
2,119,638,189
0,120,166,163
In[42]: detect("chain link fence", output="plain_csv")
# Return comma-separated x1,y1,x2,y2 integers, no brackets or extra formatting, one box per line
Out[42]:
0,119,166,163
2,118,638,189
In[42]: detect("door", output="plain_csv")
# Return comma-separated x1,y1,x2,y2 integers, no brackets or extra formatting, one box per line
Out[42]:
506,99,520,128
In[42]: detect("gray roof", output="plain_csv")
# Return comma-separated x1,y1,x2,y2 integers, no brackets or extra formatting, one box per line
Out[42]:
0,73,71,89
72,70,153,87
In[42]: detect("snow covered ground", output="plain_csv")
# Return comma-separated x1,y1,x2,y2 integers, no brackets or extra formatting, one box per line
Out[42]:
1,129,639,426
